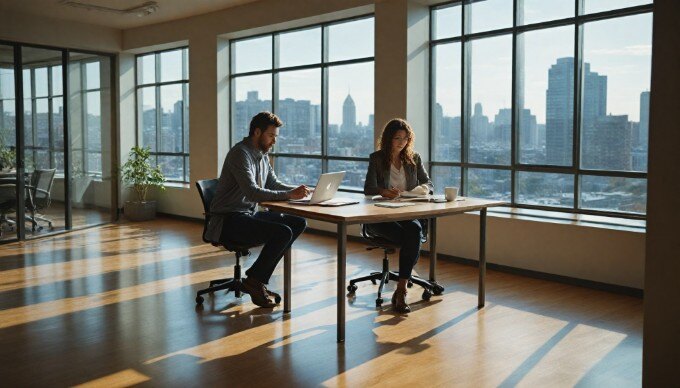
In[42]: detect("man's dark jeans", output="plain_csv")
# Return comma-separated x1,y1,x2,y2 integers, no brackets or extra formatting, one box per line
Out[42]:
220,211,307,284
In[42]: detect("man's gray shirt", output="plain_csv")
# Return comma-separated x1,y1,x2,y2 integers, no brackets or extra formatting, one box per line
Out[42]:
205,137,293,242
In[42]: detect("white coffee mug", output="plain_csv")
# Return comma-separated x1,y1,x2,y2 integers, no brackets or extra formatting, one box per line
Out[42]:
444,187,459,202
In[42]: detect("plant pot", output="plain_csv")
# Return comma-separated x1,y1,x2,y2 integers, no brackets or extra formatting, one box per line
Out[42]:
124,200,157,221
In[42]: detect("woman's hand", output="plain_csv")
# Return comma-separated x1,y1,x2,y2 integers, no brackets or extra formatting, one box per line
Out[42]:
380,187,401,199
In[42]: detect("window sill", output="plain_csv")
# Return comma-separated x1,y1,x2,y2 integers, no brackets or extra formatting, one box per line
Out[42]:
486,207,645,233
164,182,190,189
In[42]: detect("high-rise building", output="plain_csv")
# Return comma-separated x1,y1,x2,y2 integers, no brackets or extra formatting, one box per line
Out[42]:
546,57,575,165
582,114,632,170
639,91,650,149
470,102,490,143
342,93,356,132
546,58,607,166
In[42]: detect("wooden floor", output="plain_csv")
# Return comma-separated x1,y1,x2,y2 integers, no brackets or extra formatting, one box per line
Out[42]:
0,218,643,387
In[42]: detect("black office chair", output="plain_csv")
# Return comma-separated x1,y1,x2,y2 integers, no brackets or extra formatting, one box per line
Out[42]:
25,168,56,231
347,222,444,307
194,179,281,305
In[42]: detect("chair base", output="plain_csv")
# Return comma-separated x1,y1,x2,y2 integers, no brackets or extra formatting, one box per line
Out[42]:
195,264,281,306
347,257,444,307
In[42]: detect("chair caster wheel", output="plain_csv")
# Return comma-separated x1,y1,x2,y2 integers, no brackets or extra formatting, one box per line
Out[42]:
407,280,413,288
274,294,282,304
433,284,445,295
422,290,432,301
195,295,204,305
376,298,383,307
371,279,377,285
347,284,358,293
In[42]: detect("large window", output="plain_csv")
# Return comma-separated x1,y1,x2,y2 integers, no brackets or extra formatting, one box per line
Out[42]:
230,16,374,191
136,47,190,183
430,0,652,217
22,63,65,172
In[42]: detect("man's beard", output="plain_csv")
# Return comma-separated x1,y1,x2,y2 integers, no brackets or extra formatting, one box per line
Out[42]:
259,139,273,152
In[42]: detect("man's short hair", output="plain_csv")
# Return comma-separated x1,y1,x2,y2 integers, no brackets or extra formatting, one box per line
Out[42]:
249,111,283,136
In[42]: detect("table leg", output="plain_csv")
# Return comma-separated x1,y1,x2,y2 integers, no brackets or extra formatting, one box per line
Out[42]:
284,246,291,313
478,208,487,308
429,217,437,282
337,223,347,343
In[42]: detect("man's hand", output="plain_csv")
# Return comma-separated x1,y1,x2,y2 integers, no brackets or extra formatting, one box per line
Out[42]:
288,185,312,200
379,187,401,199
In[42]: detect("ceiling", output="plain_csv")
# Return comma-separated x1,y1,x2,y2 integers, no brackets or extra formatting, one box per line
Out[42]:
0,0,260,29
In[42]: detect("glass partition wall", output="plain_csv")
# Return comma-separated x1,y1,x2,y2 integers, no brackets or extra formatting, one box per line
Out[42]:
0,42,115,243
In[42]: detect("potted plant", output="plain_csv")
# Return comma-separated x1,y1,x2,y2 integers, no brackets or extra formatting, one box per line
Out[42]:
0,143,16,172
121,146,166,221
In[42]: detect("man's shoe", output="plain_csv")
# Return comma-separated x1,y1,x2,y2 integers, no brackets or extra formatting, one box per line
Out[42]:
242,277,277,308
391,288,411,313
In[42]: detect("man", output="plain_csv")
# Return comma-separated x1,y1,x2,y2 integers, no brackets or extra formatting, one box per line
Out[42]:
206,111,310,308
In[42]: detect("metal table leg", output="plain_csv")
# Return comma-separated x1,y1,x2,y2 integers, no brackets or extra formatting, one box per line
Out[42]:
284,247,291,313
478,208,487,308
337,223,347,342
429,217,437,282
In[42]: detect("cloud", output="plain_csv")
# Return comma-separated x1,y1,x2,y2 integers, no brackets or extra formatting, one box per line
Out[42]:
590,45,652,56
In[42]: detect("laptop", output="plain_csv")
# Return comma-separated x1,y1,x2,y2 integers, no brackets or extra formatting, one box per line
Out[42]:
289,171,358,206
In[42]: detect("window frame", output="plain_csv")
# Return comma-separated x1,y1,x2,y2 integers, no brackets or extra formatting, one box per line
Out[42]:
228,14,375,193
134,46,190,184
429,0,653,219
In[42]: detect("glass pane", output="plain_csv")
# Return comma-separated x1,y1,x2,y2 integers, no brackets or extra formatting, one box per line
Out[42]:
518,26,574,165
233,36,272,74
466,168,511,200
274,156,321,187
87,152,102,175
433,3,462,40
467,0,513,34
580,175,646,213
158,155,184,182
184,155,190,182
233,74,272,144
22,69,31,99
52,97,64,149
160,49,183,83
86,91,101,150
278,27,321,68
35,150,50,169
432,43,462,162
517,171,574,207
431,165,461,196
327,17,374,62
520,0,575,25
584,0,652,15
0,67,14,99
137,54,155,84
51,66,62,95
85,61,100,90
469,35,512,165
0,45,15,242
159,84,183,153
581,14,652,172
183,83,189,153
53,151,64,173
35,98,49,147
328,160,368,191
138,86,157,152
183,48,189,80
23,98,32,147
327,62,374,157
275,69,321,155
34,67,48,97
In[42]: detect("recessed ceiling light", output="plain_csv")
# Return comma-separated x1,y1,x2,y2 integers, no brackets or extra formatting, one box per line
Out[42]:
59,1,159,17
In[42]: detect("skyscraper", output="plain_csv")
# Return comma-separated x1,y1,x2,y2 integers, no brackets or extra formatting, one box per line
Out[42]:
546,57,575,165
546,58,607,167
639,91,650,149
342,93,356,132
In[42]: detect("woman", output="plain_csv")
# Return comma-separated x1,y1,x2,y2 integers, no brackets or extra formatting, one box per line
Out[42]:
364,118,433,313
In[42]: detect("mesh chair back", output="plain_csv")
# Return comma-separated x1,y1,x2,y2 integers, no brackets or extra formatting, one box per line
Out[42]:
195,179,218,244
30,169,56,208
